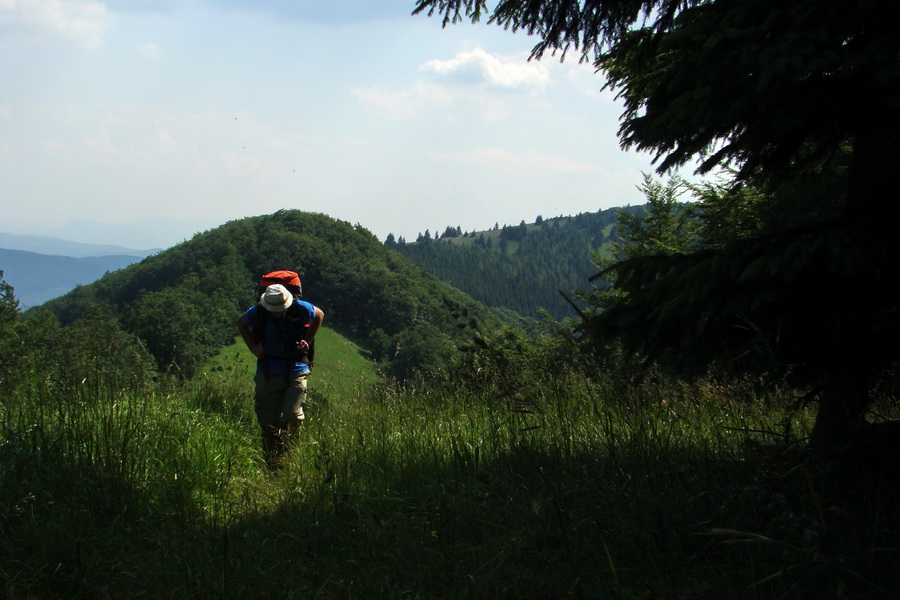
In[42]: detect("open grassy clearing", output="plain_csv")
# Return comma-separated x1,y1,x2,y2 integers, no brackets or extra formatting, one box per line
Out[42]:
3,349,898,599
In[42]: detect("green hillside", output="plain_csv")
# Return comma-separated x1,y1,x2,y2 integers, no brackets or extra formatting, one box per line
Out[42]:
39,210,502,379
204,326,379,405
389,206,647,321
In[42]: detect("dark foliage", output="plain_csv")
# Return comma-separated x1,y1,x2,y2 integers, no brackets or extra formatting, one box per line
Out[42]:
415,0,900,443
392,207,644,320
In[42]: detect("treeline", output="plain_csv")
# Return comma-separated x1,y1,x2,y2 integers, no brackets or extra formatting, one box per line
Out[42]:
387,206,646,321
35,211,501,380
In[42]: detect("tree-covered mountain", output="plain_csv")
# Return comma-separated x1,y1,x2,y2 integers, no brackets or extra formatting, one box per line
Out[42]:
39,211,502,379
387,206,647,321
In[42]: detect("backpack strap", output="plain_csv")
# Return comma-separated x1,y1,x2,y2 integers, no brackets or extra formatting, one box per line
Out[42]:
254,307,272,379
284,302,314,366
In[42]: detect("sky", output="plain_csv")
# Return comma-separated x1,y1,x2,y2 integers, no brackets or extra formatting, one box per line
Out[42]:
0,0,677,250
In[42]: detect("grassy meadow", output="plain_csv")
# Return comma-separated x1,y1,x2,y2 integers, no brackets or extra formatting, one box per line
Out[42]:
2,325,899,599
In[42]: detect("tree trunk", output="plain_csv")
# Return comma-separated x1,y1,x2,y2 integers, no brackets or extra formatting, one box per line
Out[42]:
809,374,871,447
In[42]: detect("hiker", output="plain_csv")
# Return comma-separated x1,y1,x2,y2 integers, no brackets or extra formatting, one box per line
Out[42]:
236,278,324,468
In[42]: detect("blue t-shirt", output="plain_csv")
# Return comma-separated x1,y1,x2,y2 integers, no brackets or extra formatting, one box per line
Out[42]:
244,301,316,375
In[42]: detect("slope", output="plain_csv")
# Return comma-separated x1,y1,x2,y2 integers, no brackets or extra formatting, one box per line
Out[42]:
390,206,647,321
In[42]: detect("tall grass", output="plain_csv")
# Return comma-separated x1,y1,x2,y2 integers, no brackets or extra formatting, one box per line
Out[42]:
2,357,898,599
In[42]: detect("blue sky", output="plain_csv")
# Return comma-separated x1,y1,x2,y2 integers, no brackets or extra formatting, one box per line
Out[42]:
1,0,673,249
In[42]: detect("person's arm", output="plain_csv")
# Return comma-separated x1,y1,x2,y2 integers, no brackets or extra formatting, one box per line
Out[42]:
236,312,266,358
300,306,324,350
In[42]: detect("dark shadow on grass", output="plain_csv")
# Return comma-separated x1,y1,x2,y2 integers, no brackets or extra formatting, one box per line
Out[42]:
4,423,900,599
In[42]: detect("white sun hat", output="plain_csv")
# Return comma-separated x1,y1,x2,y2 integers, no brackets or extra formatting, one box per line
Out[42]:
260,284,293,312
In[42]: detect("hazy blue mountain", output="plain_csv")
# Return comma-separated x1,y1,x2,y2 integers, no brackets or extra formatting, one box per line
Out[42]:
0,232,160,258
0,249,146,308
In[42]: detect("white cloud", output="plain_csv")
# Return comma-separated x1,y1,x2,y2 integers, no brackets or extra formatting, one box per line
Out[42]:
104,0,185,14
350,81,455,120
0,0,109,45
204,0,414,25
420,47,550,92
139,41,160,57
428,147,604,174
352,48,555,122
352,79,529,123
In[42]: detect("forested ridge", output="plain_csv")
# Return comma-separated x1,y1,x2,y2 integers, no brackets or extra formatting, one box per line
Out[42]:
388,205,646,320
37,210,501,379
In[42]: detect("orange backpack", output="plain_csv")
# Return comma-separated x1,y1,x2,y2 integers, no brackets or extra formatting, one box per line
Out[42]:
254,270,314,369
258,270,302,298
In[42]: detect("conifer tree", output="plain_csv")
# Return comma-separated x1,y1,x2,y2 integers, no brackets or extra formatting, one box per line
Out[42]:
415,0,900,443
0,270,18,327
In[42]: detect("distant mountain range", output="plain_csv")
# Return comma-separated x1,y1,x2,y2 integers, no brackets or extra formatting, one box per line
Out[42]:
1,204,642,314
0,232,161,258
0,232,161,308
